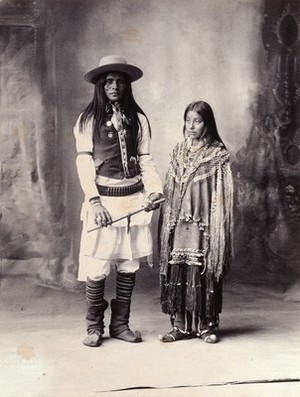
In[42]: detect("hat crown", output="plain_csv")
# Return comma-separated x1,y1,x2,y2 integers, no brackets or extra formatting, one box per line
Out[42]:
99,55,128,67
84,55,142,84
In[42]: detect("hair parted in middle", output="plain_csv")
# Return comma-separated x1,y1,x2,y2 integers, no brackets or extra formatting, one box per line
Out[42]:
183,101,224,145
79,71,150,145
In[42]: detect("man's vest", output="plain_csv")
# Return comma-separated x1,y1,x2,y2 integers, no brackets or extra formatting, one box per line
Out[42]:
93,115,140,179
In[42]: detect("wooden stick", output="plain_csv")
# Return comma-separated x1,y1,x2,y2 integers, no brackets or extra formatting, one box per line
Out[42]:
87,197,165,233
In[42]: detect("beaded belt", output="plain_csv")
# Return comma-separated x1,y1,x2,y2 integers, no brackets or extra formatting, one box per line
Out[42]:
97,180,144,197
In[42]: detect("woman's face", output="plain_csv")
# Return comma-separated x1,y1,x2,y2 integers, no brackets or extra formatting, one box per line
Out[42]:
185,110,206,144
104,72,126,102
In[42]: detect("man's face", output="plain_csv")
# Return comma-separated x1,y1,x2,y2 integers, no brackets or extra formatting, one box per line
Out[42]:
104,72,126,103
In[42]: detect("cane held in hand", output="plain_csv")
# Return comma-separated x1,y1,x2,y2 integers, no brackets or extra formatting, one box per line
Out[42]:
87,197,165,233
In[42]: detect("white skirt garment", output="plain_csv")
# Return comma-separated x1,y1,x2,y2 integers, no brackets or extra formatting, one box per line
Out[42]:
77,190,154,280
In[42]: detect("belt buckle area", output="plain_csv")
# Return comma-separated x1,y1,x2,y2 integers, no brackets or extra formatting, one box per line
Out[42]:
97,180,144,196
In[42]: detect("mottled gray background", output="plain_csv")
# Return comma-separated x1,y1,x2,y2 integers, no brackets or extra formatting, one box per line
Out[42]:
2,1,300,396
1,0,300,291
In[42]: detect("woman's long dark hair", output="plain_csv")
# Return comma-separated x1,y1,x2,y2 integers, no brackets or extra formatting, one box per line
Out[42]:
79,72,150,146
183,101,225,146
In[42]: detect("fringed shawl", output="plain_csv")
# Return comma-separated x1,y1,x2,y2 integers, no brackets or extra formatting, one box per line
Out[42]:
159,139,234,281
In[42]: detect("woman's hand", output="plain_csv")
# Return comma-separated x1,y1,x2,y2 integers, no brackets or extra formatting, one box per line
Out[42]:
143,192,164,212
91,202,112,227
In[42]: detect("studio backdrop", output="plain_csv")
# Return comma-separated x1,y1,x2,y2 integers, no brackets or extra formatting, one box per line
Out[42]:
0,0,299,289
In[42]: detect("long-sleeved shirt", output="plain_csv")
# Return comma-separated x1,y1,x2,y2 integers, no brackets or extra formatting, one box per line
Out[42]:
73,112,163,202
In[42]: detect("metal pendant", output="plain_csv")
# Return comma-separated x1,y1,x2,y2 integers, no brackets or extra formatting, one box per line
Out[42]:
108,131,113,138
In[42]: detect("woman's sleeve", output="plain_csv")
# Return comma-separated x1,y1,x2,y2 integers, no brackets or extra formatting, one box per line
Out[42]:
73,116,99,201
137,114,163,194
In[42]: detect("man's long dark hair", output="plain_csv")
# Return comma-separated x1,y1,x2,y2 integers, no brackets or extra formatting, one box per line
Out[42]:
79,72,150,146
183,101,225,146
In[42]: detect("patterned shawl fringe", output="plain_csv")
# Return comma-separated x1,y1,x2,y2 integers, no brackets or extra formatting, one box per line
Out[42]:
159,140,234,281
160,264,223,319
208,161,234,280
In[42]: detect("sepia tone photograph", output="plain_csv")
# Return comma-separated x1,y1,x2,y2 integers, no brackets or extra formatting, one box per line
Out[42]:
0,0,300,396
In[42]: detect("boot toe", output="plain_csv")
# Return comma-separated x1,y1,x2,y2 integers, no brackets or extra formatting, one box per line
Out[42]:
82,331,103,347
203,333,218,343
159,329,192,343
111,329,142,343
198,330,218,344
132,330,142,343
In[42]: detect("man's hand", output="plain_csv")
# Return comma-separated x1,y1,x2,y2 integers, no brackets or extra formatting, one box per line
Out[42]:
143,192,164,212
92,202,112,227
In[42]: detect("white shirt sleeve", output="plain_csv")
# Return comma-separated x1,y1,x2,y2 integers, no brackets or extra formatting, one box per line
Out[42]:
137,114,163,195
73,116,99,200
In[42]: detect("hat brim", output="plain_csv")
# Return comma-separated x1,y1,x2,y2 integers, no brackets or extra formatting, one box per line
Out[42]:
84,63,143,84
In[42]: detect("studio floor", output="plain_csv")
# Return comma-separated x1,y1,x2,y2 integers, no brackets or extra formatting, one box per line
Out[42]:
1,266,300,397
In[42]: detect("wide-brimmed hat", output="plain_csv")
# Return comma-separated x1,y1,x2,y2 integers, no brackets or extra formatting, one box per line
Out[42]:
84,55,143,84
